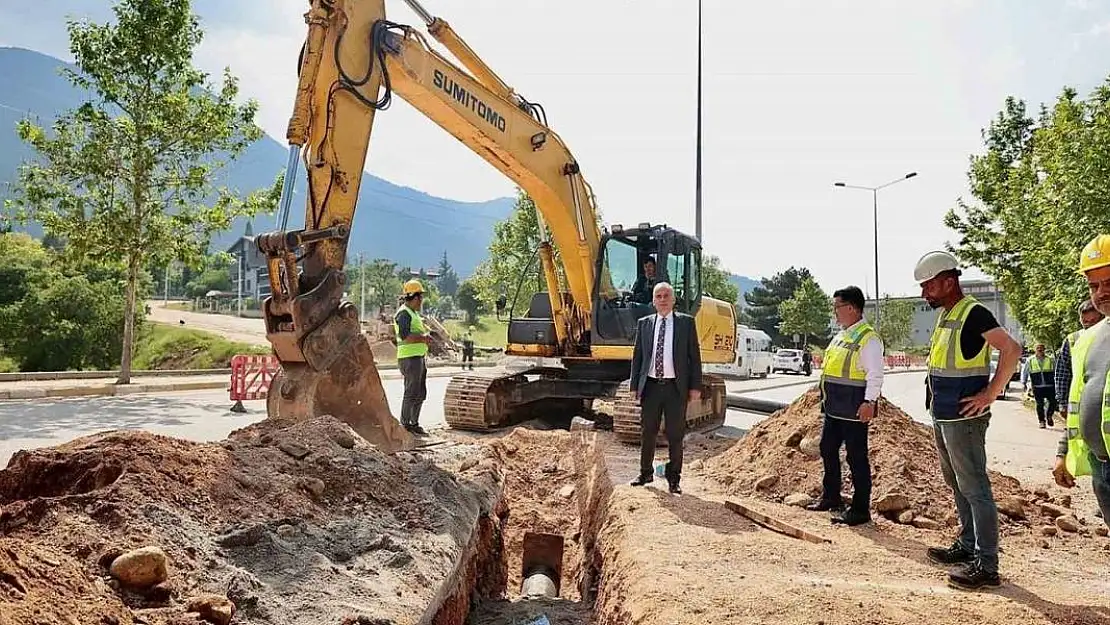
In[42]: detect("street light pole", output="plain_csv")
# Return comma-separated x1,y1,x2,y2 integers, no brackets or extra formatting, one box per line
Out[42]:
694,0,703,242
833,171,918,333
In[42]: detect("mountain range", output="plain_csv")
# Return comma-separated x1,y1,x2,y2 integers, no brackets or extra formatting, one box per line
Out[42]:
0,45,762,299
0,46,514,277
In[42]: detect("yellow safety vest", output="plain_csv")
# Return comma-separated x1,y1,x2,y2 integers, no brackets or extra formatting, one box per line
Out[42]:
1064,323,1110,477
820,320,878,420
1029,357,1054,373
394,306,429,359
926,296,991,420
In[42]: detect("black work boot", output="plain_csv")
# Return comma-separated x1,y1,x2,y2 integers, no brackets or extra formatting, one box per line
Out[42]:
948,561,1001,590
831,507,871,526
630,474,653,487
927,541,976,566
806,499,845,512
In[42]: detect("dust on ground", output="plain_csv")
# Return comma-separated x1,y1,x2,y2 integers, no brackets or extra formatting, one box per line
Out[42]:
588,388,1110,625
0,416,501,625
702,387,1038,526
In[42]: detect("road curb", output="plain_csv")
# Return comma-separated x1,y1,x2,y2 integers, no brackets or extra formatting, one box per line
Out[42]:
0,364,491,400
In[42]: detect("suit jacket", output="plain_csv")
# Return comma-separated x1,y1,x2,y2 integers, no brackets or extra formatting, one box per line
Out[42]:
630,311,703,397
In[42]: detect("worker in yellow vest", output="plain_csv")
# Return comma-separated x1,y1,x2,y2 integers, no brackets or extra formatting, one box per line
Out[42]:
913,250,1022,591
1052,234,1110,527
395,279,432,435
804,286,884,527
1021,343,1057,428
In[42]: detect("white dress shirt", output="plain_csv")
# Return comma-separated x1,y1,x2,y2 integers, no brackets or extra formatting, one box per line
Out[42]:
836,319,885,401
647,311,676,379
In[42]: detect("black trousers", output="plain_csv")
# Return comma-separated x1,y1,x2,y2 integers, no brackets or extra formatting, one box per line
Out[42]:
461,347,474,368
819,415,871,513
639,379,686,480
1032,386,1057,424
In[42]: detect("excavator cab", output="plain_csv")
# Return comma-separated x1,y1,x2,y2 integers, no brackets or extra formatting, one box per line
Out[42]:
591,223,703,347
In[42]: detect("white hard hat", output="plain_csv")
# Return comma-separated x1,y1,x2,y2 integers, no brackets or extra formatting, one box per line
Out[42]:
914,250,960,283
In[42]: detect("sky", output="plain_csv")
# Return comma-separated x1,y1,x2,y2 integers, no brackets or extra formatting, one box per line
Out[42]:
3,0,1110,296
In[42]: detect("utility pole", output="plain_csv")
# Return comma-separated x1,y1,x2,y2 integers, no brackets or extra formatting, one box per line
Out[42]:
695,0,703,242
164,263,170,303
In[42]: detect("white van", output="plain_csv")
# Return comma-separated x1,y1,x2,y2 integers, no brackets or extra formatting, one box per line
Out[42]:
705,325,774,379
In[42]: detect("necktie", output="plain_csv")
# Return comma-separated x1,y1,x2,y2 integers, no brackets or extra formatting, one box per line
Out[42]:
654,315,666,378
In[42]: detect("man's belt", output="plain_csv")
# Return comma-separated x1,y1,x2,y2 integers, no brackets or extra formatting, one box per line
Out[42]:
648,377,676,384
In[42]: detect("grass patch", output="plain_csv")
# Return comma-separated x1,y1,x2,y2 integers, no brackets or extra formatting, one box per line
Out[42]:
133,323,269,370
443,315,508,348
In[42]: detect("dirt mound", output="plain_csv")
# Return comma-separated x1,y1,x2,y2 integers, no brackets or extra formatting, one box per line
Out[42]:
703,388,1035,525
0,417,500,625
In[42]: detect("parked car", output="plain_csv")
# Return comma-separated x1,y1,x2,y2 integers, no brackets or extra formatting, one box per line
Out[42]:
989,352,1021,399
773,348,806,375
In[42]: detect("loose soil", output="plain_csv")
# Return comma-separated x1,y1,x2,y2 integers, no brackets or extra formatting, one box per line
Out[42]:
703,387,1038,525
0,416,502,625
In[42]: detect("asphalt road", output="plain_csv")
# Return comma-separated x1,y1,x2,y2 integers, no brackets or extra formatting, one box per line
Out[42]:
0,370,834,466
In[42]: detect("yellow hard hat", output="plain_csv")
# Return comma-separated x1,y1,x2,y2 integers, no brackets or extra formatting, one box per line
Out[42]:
402,279,425,296
1078,235,1110,274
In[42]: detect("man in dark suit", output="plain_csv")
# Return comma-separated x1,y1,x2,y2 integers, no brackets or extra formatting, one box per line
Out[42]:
629,281,702,494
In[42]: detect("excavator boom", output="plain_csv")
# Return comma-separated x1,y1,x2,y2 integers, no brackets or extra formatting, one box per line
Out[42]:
255,0,735,450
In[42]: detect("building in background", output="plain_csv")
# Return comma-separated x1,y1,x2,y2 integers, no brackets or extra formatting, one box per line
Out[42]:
863,279,1025,348
225,221,270,303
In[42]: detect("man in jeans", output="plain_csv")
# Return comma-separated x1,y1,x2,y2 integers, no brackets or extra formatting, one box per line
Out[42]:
394,279,432,435
913,251,1022,590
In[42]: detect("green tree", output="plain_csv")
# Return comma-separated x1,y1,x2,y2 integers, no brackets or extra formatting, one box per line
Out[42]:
0,233,141,371
456,279,483,323
740,267,816,345
778,277,832,348
945,81,1110,347
701,254,740,304
472,189,553,313
876,295,914,351
4,0,281,384
435,250,460,296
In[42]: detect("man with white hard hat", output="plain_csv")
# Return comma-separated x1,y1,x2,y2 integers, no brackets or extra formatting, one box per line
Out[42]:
913,250,1022,591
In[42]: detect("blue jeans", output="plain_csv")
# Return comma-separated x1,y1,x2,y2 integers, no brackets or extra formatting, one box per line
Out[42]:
1089,452,1110,526
933,416,999,573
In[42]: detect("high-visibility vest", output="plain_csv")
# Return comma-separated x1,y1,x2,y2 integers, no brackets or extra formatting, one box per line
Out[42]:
1067,330,1081,348
926,296,992,420
394,306,429,359
1064,322,1110,477
1028,356,1055,386
820,320,879,420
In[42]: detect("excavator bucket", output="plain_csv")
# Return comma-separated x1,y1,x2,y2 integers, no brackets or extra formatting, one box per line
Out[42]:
265,316,415,454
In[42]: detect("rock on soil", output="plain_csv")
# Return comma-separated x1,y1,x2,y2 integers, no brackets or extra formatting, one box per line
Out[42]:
0,416,500,624
701,388,1035,525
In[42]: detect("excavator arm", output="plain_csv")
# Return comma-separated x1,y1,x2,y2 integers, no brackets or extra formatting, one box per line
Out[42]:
254,0,609,451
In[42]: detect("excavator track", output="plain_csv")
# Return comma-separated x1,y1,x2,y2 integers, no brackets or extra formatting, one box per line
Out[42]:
443,369,523,431
612,374,727,446
443,367,591,431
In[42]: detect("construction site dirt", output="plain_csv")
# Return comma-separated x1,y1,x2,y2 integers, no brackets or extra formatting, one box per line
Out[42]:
2,387,1109,624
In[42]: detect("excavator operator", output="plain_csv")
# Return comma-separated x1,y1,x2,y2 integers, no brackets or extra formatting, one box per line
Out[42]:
631,256,660,304
395,279,431,435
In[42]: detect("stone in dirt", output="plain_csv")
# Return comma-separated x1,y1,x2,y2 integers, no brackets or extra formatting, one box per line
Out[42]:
1039,502,1070,519
1041,525,1059,537
701,388,1034,524
108,546,168,588
1055,515,1080,533
0,416,501,625
784,493,813,507
998,495,1026,520
874,493,912,514
187,594,236,625
898,510,915,525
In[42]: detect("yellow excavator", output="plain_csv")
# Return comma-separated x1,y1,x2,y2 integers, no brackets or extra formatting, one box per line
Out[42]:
255,0,737,452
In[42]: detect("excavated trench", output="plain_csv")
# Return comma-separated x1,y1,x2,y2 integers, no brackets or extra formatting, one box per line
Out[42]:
429,429,615,625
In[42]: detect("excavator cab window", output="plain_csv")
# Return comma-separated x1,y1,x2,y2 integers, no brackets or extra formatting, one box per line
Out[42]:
590,227,701,345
